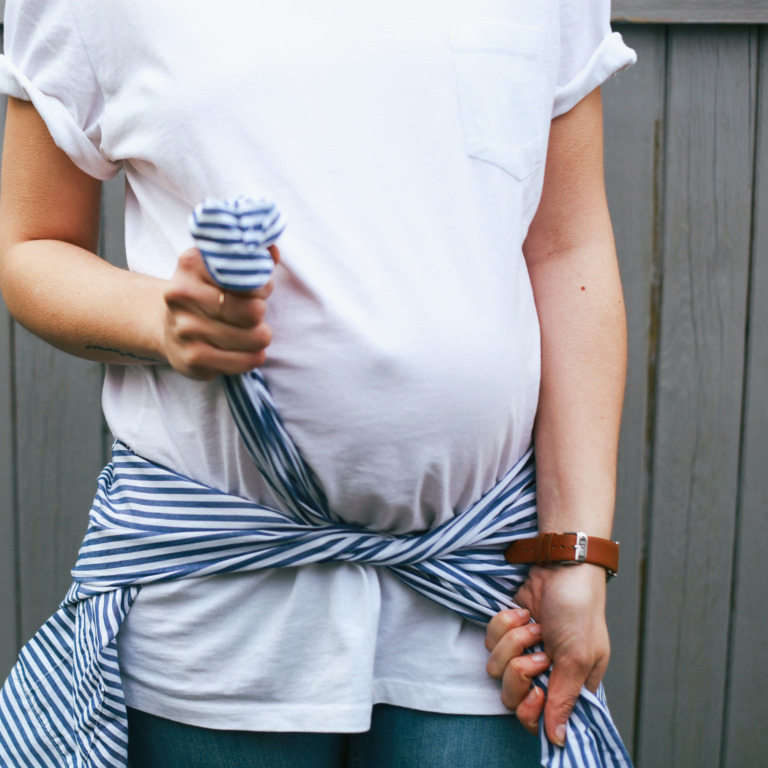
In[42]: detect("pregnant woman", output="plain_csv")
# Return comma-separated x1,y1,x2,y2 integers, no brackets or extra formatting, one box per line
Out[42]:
0,1,634,766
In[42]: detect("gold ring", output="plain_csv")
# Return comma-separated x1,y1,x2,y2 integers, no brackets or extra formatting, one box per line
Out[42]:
217,291,226,318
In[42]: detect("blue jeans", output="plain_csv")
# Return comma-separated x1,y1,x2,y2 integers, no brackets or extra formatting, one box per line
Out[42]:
126,704,540,768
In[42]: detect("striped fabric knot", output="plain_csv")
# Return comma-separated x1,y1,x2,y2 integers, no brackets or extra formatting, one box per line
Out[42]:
189,196,285,291
0,198,633,768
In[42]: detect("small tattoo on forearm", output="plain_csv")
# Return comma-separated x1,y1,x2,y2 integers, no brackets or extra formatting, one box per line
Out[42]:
85,345,161,363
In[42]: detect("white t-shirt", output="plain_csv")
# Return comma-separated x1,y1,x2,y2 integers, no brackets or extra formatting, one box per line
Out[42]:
0,0,635,732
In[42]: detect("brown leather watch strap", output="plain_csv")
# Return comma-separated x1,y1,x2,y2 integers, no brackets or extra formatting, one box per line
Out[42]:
504,532,619,577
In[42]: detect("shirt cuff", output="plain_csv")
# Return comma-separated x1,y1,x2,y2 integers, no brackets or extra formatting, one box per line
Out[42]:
0,54,121,181
552,32,637,119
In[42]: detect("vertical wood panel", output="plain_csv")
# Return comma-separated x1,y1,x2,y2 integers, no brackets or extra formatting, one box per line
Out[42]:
613,0,768,23
636,27,757,768
101,172,126,271
15,329,104,641
0,290,17,678
99,172,126,459
601,25,666,756
722,27,768,768
0,90,19,679
0,309,16,678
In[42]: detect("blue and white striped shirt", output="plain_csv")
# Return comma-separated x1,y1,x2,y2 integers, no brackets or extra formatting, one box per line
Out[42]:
0,198,632,768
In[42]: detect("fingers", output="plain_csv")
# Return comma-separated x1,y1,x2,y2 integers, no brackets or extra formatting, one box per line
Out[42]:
167,284,270,330
168,345,270,380
515,683,545,736
172,249,274,313
486,608,551,737
167,305,273,352
163,314,273,379
512,580,533,616
486,619,541,677
499,651,551,711
485,607,530,650
209,288,270,328
542,638,609,747
164,248,278,379
543,669,580,747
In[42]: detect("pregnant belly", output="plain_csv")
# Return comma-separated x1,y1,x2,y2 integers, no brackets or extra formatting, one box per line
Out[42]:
264,307,540,534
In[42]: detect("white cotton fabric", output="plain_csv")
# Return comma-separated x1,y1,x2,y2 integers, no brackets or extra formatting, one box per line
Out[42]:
0,0,635,732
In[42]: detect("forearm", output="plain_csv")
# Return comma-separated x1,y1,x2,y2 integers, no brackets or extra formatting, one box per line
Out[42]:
0,100,289,380
528,237,626,538
0,97,168,365
0,238,167,364
490,88,625,745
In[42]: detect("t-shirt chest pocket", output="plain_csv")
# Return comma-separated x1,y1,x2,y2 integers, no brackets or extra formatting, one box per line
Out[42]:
449,24,552,181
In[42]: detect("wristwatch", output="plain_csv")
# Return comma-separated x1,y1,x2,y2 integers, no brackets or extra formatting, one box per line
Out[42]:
504,532,619,579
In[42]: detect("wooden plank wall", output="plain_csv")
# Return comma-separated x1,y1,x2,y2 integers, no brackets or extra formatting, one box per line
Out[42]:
601,23,767,768
613,0,768,23
601,26,665,756
721,27,768,768
637,26,755,767
0,84,18,682
0,19,767,768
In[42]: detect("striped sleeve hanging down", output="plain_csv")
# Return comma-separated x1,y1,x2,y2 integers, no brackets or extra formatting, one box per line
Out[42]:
0,198,633,768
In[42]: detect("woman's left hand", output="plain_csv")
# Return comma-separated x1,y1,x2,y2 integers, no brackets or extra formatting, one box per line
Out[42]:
485,607,551,735
508,563,610,746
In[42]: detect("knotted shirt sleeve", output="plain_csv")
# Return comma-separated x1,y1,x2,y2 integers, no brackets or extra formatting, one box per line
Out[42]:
0,0,120,179
553,0,636,118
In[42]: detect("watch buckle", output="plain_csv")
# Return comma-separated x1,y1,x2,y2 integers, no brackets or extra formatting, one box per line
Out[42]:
562,531,588,565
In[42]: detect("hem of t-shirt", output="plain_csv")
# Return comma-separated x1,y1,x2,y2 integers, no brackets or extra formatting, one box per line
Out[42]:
0,55,121,181
123,686,375,733
122,676,513,733
372,677,512,717
552,32,637,119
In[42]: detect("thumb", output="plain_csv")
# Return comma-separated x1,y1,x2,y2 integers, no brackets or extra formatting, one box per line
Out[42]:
543,665,582,748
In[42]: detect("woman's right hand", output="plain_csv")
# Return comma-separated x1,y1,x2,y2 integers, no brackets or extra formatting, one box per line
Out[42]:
0,98,281,373
163,245,280,380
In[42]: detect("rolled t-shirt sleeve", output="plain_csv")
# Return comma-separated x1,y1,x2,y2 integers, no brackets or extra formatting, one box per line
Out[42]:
0,0,120,179
553,0,637,118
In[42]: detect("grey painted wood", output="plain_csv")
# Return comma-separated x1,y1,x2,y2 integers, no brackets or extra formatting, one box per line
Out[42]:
14,328,105,641
0,285,17,678
0,308,16,677
636,27,757,768
101,173,126,271
613,0,768,23
5,0,761,24
601,25,666,756
0,92,19,679
721,27,768,768
99,172,126,458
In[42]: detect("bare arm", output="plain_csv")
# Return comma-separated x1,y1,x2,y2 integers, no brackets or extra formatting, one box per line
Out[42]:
0,98,168,363
0,97,275,377
486,87,626,745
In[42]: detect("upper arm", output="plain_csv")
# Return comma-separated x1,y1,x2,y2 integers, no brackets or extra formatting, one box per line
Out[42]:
0,97,102,258
523,87,613,265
